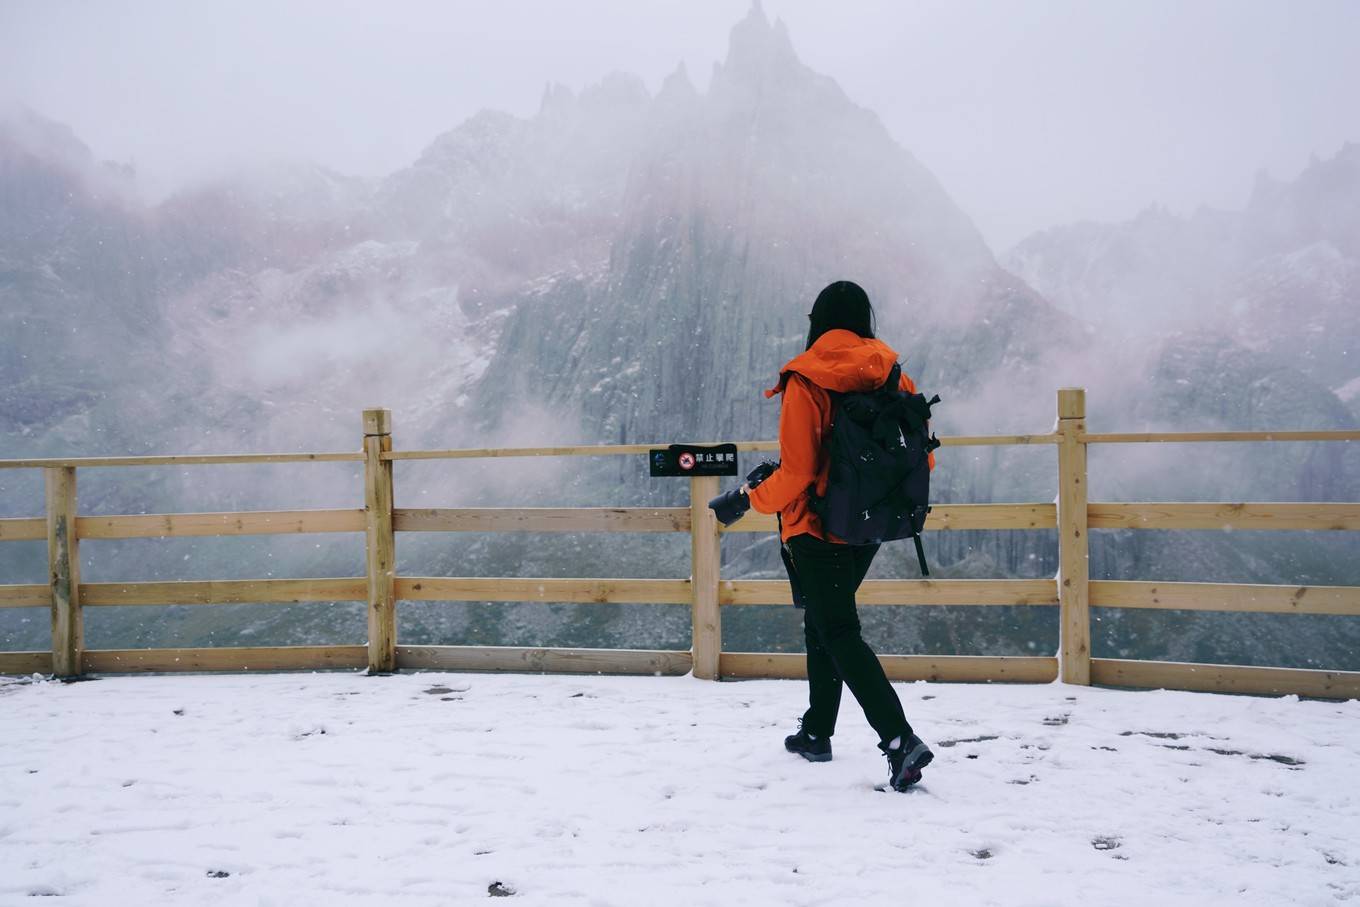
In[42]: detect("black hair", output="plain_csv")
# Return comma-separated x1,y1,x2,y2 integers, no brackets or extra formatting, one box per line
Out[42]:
806,280,876,350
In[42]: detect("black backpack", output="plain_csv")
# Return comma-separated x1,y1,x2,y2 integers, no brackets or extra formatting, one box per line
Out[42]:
806,363,941,574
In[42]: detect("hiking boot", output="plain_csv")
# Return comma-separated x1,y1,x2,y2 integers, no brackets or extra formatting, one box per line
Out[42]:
882,732,934,791
784,725,832,763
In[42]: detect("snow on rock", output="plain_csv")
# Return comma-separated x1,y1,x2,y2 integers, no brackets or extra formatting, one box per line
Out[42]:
2,672,1357,905
1336,375,1360,404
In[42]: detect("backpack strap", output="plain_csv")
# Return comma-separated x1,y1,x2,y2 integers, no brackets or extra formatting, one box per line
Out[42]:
776,512,810,609
881,362,902,392
912,532,930,577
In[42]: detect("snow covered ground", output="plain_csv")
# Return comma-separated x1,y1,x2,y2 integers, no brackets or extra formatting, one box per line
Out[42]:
2,670,1357,906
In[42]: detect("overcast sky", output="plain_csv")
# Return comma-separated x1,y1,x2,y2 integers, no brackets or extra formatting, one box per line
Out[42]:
2,0,1357,251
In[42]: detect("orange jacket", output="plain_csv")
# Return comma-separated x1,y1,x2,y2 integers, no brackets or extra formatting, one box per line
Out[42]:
747,329,934,543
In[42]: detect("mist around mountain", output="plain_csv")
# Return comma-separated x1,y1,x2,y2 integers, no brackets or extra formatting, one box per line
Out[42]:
1,8,1356,671
1007,143,1360,404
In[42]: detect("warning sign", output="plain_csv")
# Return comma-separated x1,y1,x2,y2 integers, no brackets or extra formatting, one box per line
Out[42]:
649,444,739,478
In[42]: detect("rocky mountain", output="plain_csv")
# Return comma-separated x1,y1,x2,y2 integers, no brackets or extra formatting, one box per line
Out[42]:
0,108,160,440
1002,145,1360,671
472,8,1071,457
1004,143,1360,529
1007,144,1360,398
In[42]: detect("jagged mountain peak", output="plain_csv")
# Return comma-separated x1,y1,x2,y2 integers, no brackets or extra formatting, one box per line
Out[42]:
537,72,649,122
416,70,651,172
715,0,802,85
657,62,697,103
0,103,93,164
0,103,140,202
539,82,576,116
1247,142,1360,210
415,108,524,166
579,71,650,109
1246,168,1286,208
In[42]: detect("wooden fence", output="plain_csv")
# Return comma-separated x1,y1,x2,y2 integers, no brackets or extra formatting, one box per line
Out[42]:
2,389,1358,699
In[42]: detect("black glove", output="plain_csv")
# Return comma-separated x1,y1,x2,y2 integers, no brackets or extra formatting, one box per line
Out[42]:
708,488,751,527
708,461,778,527
746,460,778,489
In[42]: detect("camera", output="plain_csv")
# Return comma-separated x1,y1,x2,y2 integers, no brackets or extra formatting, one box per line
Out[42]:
707,460,780,527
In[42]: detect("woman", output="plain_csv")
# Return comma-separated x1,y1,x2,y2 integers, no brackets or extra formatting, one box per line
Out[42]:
737,280,935,792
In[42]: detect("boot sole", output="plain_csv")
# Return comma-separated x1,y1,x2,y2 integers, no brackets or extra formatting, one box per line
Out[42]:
795,750,833,763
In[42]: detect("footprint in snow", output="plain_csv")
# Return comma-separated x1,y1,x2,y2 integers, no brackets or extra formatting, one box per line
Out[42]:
1206,748,1305,767
936,735,1000,748
423,684,471,696
1120,730,1184,740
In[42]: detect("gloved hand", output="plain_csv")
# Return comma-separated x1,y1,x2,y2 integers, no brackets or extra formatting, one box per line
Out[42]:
708,461,778,527
708,488,751,527
745,460,777,489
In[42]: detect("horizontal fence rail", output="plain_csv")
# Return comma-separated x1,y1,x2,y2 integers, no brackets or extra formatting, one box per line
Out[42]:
0,518,44,541
78,509,367,538
1083,430,1360,444
380,434,1062,461
81,578,368,607
395,646,693,676
0,579,365,608
1091,581,1360,616
394,507,690,533
1,394,1357,700
1088,503,1360,531
1089,659,1360,699
729,504,1057,534
0,585,47,608
719,579,1058,607
395,577,692,604
719,653,1060,683
0,452,365,469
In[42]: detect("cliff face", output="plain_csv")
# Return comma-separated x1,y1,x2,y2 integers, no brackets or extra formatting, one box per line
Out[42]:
0,109,161,440
472,8,1072,456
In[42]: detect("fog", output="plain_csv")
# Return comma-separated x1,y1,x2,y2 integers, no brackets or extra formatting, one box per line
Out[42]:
3,0,1358,250
1,2,1357,666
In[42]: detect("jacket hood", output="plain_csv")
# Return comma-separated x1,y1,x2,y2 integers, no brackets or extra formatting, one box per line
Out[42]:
765,329,902,397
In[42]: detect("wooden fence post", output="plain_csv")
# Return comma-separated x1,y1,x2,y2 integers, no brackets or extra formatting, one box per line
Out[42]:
46,466,82,678
689,475,722,680
1056,388,1091,685
363,409,397,674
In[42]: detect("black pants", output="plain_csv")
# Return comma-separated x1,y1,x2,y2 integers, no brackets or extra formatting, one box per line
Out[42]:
787,533,911,746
